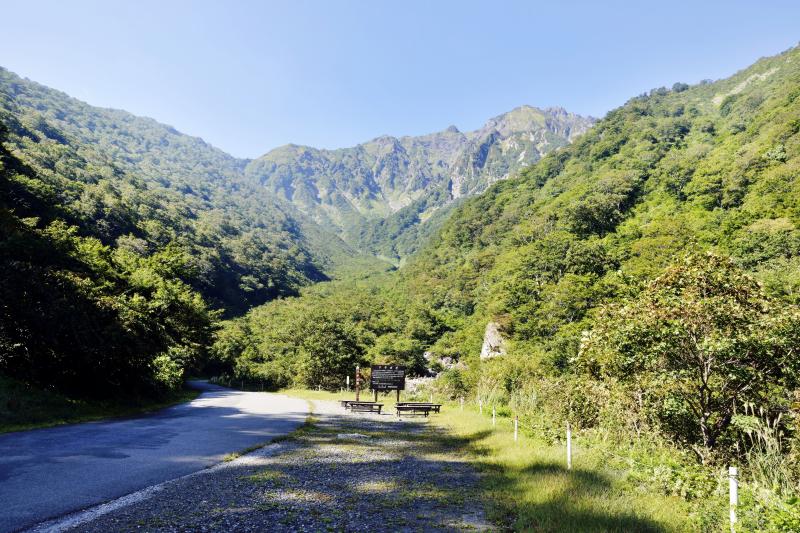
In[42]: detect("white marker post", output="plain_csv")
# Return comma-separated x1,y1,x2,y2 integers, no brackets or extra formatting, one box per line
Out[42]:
430,392,433,403
729,466,738,533
460,396,464,411
479,399,483,415
514,416,519,442
566,422,572,470
492,406,496,427
346,375,350,391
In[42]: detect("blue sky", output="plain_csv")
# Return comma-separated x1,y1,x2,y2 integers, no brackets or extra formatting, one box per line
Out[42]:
2,0,798,158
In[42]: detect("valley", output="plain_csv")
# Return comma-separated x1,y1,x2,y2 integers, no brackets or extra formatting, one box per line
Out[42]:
2,22,800,532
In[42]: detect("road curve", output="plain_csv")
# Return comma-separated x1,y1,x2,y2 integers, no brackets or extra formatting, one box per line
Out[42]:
0,381,308,533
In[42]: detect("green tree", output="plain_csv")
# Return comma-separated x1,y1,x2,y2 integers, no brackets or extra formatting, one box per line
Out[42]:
296,310,367,390
580,254,800,453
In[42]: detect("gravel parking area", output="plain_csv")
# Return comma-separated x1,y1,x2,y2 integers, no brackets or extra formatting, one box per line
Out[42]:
66,399,492,532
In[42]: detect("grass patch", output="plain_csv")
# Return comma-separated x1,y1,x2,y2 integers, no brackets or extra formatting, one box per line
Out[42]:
279,387,407,408
0,375,199,434
243,469,290,485
430,405,701,532
223,442,268,462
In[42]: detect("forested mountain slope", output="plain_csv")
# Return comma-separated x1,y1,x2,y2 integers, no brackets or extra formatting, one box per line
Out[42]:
0,67,367,314
404,44,800,364
0,67,378,398
245,106,594,260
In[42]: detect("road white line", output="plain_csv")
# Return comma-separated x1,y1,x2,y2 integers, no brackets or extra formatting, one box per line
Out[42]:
23,441,290,533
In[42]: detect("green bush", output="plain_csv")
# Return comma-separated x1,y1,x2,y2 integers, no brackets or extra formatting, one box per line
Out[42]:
151,353,184,392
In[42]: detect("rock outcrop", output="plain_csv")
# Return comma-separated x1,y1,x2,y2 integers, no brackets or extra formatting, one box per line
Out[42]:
480,321,507,360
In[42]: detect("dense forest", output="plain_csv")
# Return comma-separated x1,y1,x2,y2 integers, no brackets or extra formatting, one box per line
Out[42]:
0,68,382,398
213,46,800,529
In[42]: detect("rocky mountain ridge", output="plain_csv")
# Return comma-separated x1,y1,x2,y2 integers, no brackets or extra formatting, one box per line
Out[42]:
245,105,595,258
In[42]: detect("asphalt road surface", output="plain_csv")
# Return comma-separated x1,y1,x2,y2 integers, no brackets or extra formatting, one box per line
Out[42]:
0,381,308,532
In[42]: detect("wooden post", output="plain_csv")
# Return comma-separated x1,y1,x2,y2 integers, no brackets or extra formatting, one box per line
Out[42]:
514,416,519,442
729,466,738,533
566,422,572,470
374,389,378,402
396,389,400,403
355,365,360,401
492,406,496,427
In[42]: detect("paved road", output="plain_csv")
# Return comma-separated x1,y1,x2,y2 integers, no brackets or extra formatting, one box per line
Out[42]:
0,382,308,532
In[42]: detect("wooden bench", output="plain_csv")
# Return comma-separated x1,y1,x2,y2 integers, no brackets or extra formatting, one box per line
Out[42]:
396,404,438,417
348,402,383,414
340,400,357,409
396,402,442,413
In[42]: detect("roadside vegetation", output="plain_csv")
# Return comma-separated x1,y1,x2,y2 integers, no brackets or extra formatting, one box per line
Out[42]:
433,404,703,532
0,375,199,433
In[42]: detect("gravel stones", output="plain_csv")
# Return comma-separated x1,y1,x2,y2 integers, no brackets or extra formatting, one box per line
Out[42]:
70,400,492,532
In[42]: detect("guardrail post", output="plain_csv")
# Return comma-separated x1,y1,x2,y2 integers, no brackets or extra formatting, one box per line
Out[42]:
514,416,519,442
729,466,738,533
566,422,572,470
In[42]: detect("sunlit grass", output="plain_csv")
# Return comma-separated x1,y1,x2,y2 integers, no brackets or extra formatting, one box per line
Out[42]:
432,406,699,532
279,387,405,407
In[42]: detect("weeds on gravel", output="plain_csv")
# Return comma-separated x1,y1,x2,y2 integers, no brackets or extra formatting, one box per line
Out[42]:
244,469,290,485
223,442,269,462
